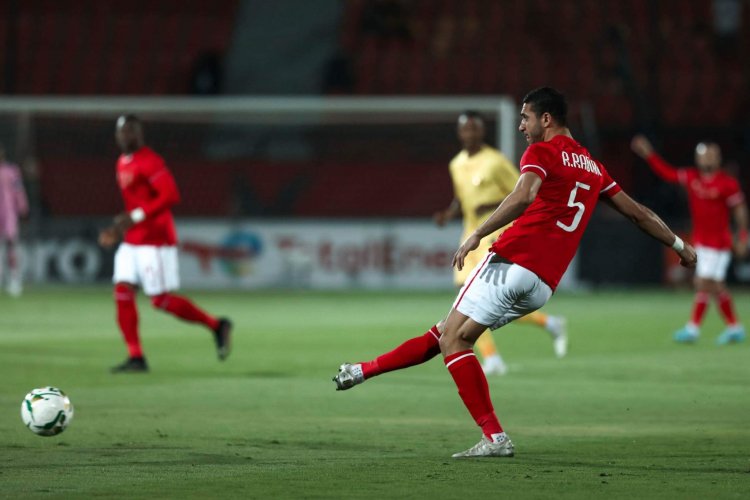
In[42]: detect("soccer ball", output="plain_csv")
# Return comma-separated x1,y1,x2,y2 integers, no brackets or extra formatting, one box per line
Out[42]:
20,386,74,436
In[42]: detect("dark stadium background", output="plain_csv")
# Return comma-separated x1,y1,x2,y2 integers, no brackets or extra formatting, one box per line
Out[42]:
0,0,748,287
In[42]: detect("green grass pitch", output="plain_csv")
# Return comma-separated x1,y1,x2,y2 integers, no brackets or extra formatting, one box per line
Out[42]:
1,287,749,499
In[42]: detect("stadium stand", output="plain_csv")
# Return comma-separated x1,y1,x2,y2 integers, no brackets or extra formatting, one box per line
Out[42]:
338,0,748,127
2,0,747,218
3,0,238,95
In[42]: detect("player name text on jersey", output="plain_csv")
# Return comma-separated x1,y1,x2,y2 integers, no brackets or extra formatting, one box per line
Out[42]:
561,152,601,176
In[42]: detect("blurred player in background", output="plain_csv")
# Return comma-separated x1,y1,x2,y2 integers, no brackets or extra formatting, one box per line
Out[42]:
434,111,567,375
99,115,232,372
631,136,748,344
335,88,696,458
0,144,29,297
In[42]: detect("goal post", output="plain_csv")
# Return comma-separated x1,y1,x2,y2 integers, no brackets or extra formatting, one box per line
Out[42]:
0,95,520,162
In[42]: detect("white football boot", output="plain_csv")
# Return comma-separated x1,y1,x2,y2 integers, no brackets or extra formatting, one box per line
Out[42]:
452,435,515,458
547,316,568,358
481,354,508,376
6,272,22,298
332,363,364,391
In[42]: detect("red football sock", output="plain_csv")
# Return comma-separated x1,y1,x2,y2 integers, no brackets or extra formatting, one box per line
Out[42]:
115,284,142,358
360,325,441,379
151,293,220,331
689,291,709,326
717,291,739,326
444,350,503,440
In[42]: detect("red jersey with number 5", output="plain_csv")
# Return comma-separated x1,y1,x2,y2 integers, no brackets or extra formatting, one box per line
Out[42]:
491,135,621,290
116,146,180,246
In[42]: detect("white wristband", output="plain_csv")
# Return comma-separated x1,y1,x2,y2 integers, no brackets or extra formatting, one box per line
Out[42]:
130,207,146,223
671,235,684,252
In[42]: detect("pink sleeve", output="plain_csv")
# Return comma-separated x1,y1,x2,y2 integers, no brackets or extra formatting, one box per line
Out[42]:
11,166,28,215
598,162,622,198
519,145,548,180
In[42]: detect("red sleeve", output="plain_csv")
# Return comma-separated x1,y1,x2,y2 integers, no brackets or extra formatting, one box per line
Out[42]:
724,176,745,207
138,156,180,217
644,153,681,184
598,161,622,199
519,145,549,180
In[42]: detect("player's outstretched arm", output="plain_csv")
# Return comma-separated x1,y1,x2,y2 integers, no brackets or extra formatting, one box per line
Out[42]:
452,172,541,270
630,134,654,159
630,135,680,183
732,201,749,258
434,198,461,226
604,191,697,267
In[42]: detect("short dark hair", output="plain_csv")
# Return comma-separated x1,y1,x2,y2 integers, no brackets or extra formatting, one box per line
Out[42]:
522,87,567,126
459,110,484,121
119,114,141,125
458,110,485,129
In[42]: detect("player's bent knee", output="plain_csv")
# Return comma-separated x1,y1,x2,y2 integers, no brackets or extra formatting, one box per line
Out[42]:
150,293,170,310
700,279,721,295
457,326,481,345
438,328,474,352
435,320,446,334
114,282,135,301
438,333,454,353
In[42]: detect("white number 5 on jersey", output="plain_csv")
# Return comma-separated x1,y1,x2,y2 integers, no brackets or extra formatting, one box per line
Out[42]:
556,182,591,232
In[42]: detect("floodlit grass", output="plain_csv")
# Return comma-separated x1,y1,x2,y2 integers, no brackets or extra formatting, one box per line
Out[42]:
1,287,749,499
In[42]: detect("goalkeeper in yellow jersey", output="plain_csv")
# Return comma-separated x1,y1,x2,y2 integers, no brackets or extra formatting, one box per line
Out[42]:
433,111,568,375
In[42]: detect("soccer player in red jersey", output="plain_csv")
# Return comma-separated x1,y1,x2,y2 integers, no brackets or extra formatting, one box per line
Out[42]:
98,115,232,373
631,135,748,344
333,88,697,458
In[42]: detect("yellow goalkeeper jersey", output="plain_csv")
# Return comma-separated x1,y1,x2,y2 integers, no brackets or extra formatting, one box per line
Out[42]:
449,144,519,284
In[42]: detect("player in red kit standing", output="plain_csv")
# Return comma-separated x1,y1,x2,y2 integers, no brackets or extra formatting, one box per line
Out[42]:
631,136,748,344
99,115,232,373
333,88,697,458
